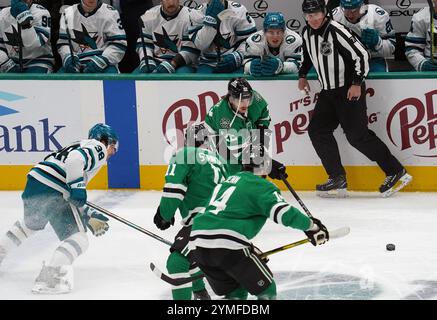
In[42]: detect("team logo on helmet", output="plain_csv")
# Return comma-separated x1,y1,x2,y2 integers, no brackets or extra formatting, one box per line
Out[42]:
320,41,332,56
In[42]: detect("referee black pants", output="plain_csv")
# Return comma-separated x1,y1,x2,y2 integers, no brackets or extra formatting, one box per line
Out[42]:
308,84,403,178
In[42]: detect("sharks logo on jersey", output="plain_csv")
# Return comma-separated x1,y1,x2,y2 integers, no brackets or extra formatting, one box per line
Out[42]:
154,27,180,54
72,24,99,51
3,26,21,53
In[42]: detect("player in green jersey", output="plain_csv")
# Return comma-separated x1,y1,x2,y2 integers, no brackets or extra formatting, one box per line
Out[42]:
189,144,329,300
204,77,274,175
153,123,229,300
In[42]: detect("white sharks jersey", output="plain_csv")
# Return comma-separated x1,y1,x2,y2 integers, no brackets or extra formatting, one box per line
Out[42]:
243,28,302,74
332,4,396,59
0,3,54,71
189,1,257,67
58,3,127,67
28,139,108,198
405,6,437,71
137,5,202,68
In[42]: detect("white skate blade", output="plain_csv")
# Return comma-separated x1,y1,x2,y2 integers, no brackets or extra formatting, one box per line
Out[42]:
316,188,348,198
381,173,413,198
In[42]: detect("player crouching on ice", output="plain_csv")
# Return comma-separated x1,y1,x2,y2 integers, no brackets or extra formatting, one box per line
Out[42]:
188,144,329,300
0,123,118,294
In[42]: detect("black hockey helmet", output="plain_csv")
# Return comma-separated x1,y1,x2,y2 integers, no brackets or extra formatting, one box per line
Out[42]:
227,77,253,100
185,123,209,148
302,0,326,14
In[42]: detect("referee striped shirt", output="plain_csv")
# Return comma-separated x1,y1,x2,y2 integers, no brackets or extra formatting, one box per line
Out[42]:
299,19,370,90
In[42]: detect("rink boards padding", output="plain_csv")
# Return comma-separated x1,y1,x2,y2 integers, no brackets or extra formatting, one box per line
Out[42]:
0,72,437,191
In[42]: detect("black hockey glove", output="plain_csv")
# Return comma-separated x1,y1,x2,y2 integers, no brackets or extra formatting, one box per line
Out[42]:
268,159,288,180
304,217,329,246
250,243,269,264
153,207,174,231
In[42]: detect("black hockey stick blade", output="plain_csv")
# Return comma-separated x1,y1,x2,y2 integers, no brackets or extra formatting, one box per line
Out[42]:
149,262,204,286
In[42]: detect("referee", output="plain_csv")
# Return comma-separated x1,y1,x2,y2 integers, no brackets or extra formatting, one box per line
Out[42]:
298,0,412,198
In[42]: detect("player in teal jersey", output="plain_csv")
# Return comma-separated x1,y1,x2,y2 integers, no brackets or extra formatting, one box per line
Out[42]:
153,123,229,300
0,123,118,294
189,144,329,300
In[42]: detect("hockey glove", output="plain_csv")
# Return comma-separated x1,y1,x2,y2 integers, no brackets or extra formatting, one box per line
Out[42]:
0,59,20,73
68,179,87,208
260,56,283,76
83,208,109,237
83,56,109,73
360,28,381,51
268,159,288,180
154,61,176,73
205,0,225,19
11,0,33,27
153,207,174,231
304,217,329,246
249,58,263,77
63,55,82,73
215,52,243,73
420,59,437,71
250,243,269,263
139,59,156,73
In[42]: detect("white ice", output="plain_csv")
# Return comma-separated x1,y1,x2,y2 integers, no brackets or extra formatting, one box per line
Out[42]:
0,190,436,300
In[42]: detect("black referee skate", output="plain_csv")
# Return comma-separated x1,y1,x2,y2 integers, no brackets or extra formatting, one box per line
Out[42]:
379,168,412,198
316,175,347,198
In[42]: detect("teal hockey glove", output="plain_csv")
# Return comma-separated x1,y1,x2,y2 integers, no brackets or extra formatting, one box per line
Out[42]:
68,179,87,208
11,0,33,27
260,56,283,76
361,28,381,50
83,56,109,73
154,61,175,73
249,58,263,76
83,207,109,237
215,52,243,73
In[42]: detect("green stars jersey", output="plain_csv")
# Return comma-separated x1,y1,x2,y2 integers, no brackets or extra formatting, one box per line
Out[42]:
159,146,229,226
204,90,270,133
204,90,270,174
189,171,311,250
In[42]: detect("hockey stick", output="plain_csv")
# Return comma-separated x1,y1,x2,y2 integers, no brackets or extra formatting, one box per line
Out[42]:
259,226,350,259
138,16,150,73
280,174,314,218
426,0,436,63
17,23,23,72
63,12,83,73
149,227,350,286
86,201,173,246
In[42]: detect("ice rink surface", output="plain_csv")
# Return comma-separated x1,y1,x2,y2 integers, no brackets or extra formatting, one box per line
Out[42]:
0,190,436,300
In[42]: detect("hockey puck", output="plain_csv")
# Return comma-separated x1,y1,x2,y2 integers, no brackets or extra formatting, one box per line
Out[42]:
386,243,395,251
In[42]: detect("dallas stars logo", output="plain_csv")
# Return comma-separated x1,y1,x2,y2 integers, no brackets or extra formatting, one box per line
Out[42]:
154,27,179,54
4,26,23,53
72,24,99,51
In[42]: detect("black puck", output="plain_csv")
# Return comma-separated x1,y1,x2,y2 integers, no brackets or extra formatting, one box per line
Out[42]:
386,243,395,251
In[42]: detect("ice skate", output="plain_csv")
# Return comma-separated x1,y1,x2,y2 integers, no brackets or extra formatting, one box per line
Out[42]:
316,175,348,198
193,288,211,300
32,262,73,294
0,245,6,266
379,169,412,198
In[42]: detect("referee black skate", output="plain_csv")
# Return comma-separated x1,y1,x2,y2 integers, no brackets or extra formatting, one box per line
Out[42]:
298,0,412,198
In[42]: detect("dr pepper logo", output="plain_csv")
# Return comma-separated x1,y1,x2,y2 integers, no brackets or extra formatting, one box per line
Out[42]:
387,89,437,157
